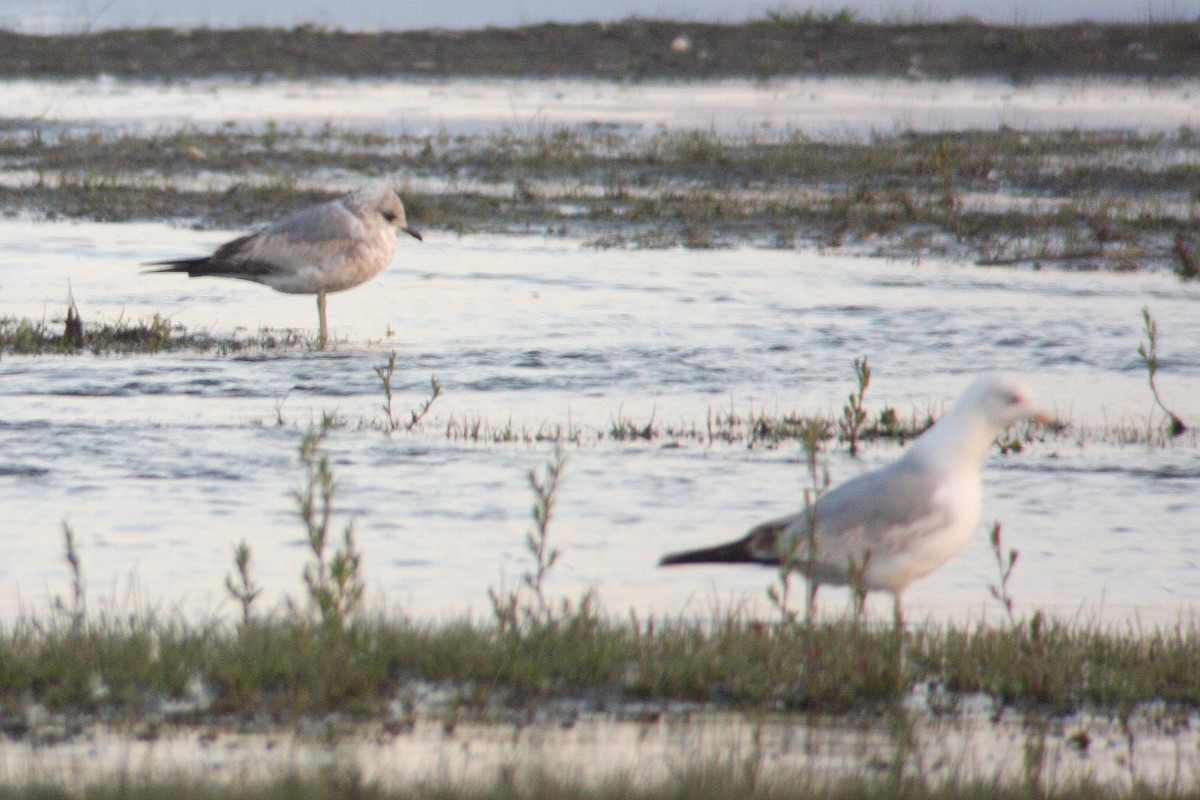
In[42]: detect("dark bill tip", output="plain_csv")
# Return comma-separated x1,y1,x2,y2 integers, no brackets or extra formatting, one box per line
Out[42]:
404,227,424,242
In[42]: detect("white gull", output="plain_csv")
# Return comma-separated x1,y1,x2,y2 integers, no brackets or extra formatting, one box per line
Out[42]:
144,182,422,345
660,373,1050,628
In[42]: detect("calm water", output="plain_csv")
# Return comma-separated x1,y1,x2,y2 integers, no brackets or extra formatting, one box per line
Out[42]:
12,75,1200,138
1,76,1199,627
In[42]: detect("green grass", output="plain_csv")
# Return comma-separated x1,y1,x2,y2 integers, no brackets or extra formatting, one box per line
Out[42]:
8,768,1200,800
0,308,319,354
9,769,1200,800
3,598,1200,721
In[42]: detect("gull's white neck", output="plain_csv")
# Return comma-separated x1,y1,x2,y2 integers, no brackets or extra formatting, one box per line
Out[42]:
903,406,996,476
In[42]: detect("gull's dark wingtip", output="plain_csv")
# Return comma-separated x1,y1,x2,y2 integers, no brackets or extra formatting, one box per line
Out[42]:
660,519,790,567
140,257,207,273
659,536,759,567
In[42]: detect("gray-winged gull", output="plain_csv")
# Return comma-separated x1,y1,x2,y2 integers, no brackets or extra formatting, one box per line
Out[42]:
660,373,1050,628
144,182,422,346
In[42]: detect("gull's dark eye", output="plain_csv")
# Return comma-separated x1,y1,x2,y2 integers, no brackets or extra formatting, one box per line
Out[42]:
382,210,397,222
1005,391,1022,405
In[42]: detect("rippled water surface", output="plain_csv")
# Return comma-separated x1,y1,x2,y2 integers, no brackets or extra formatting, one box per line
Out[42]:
1,215,1198,626
2,76,1200,627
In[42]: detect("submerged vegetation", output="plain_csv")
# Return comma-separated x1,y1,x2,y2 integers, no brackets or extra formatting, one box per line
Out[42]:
4,122,1200,270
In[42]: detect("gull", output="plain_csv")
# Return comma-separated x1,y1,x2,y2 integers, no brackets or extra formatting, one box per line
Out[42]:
144,183,422,346
660,373,1050,629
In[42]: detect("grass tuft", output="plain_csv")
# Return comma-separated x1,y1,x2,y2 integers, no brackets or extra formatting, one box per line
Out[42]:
0,304,318,355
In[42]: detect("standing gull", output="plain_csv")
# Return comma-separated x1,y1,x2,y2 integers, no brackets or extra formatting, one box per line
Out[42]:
660,373,1050,628
144,183,422,346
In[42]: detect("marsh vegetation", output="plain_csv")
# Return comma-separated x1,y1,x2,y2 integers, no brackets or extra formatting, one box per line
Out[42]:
1,19,1199,799
3,122,1200,272
0,423,1198,798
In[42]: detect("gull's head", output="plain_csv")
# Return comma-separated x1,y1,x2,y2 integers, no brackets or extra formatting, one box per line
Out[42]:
956,372,1051,431
352,183,423,242
908,372,1052,470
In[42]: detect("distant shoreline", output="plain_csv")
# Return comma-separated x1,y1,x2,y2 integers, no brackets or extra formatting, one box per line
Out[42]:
1,18,1198,81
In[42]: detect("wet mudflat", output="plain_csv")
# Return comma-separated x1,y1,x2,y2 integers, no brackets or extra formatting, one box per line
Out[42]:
5,703,1199,795
0,65,1199,798
4,75,1200,266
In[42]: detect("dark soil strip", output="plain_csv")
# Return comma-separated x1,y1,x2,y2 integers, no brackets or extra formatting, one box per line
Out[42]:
1,19,1198,81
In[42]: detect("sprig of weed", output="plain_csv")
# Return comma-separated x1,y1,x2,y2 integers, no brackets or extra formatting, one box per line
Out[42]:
224,540,262,626
54,522,86,629
838,356,870,456
987,521,1019,626
295,424,364,631
767,420,829,628
273,391,290,426
375,351,400,431
1137,305,1186,436
375,352,443,433
847,550,872,627
489,446,573,631
799,422,830,627
407,376,443,431
523,445,567,619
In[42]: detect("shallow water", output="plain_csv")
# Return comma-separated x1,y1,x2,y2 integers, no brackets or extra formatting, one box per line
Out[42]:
0,216,1198,626
1,75,1199,627
3,704,1197,791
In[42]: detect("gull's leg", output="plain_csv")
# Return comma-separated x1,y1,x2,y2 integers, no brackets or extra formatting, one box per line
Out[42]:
805,581,819,626
893,593,907,671
316,291,328,347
